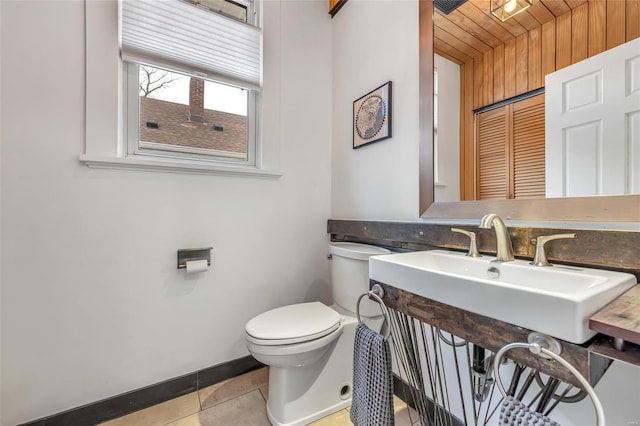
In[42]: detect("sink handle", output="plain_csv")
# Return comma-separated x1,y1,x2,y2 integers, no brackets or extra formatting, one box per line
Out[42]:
531,233,576,267
452,228,481,258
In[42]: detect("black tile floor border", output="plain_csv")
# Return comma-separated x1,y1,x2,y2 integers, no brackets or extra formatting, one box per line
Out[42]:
20,355,264,426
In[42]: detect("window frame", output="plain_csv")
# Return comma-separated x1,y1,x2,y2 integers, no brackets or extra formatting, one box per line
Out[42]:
80,0,280,178
433,67,440,186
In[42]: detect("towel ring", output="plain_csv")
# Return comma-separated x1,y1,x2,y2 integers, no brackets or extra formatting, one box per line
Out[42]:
493,342,605,426
356,284,391,340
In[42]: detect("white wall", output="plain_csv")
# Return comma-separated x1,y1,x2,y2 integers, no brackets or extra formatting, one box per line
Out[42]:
0,1,3,422
0,1,332,424
434,54,460,202
331,0,419,221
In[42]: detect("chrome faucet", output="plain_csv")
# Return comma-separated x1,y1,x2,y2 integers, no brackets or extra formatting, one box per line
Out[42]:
479,213,514,262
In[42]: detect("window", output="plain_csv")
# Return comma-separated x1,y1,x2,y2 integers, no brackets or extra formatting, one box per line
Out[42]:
433,68,439,184
121,0,261,166
127,65,256,164
82,0,280,177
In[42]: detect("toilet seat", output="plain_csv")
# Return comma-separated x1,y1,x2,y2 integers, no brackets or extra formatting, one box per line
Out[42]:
245,302,341,345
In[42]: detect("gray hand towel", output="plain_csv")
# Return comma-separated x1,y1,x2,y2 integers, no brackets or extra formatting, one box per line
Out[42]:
350,322,394,426
499,396,561,426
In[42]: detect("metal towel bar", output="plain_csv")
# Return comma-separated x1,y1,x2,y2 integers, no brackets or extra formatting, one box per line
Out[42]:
493,342,605,426
356,284,391,341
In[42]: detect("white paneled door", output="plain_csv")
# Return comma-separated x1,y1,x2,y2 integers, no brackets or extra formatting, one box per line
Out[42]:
546,38,640,198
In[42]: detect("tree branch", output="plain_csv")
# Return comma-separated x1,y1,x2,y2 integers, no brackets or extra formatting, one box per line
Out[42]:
139,66,180,97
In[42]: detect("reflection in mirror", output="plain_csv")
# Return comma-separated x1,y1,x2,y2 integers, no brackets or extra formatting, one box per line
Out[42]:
418,1,434,214
431,0,640,203
434,56,460,202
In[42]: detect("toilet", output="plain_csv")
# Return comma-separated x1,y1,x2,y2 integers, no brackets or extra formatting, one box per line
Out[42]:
245,242,391,426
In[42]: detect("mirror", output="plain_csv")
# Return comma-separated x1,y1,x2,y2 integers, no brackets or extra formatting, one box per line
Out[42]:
420,0,640,221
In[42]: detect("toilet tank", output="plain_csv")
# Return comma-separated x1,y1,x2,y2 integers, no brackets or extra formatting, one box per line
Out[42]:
329,242,391,317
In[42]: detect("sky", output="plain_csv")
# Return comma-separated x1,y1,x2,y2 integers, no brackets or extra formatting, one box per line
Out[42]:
141,67,248,116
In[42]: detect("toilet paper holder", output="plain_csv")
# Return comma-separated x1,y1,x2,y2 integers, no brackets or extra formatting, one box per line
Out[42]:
177,247,212,269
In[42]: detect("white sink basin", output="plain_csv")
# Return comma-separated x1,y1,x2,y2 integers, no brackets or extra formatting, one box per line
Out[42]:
369,250,637,344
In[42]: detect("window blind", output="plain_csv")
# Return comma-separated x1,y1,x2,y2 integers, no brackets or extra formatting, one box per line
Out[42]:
120,0,262,91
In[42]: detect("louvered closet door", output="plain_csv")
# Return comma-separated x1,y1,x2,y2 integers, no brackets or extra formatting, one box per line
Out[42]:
476,106,509,200
512,94,545,199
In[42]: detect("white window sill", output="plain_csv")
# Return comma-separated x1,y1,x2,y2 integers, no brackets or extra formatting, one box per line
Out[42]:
79,154,282,178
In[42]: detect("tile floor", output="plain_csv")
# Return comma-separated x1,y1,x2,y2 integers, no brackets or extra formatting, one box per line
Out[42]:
101,367,422,426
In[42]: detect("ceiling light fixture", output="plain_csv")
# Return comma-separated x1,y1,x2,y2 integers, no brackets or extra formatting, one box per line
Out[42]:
490,0,533,22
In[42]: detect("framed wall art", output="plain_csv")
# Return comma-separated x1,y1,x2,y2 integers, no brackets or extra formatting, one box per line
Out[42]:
353,81,392,149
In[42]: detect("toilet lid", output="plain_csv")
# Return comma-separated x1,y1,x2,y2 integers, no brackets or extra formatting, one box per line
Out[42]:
245,302,341,345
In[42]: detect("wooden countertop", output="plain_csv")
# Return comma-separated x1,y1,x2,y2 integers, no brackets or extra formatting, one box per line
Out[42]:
589,284,640,345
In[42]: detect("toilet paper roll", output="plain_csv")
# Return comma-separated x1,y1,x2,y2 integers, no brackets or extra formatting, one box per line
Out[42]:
185,259,208,274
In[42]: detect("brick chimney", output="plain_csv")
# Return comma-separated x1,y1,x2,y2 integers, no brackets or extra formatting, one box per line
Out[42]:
189,77,205,123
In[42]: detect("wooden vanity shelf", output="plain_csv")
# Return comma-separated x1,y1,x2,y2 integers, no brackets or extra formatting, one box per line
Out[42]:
588,284,640,367
374,281,613,389
589,337,640,367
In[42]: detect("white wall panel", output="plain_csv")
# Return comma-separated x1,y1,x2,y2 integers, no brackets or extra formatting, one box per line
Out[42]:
563,121,601,197
331,0,419,220
628,111,640,194
0,1,332,424
434,54,460,203
563,71,602,113
627,55,640,96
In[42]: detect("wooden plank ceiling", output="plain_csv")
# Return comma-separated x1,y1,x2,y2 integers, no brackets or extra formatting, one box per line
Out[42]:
434,0,588,64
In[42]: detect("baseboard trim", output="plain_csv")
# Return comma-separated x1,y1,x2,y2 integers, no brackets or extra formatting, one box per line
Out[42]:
20,355,264,426
393,374,417,407
393,374,465,426
23,360,459,425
